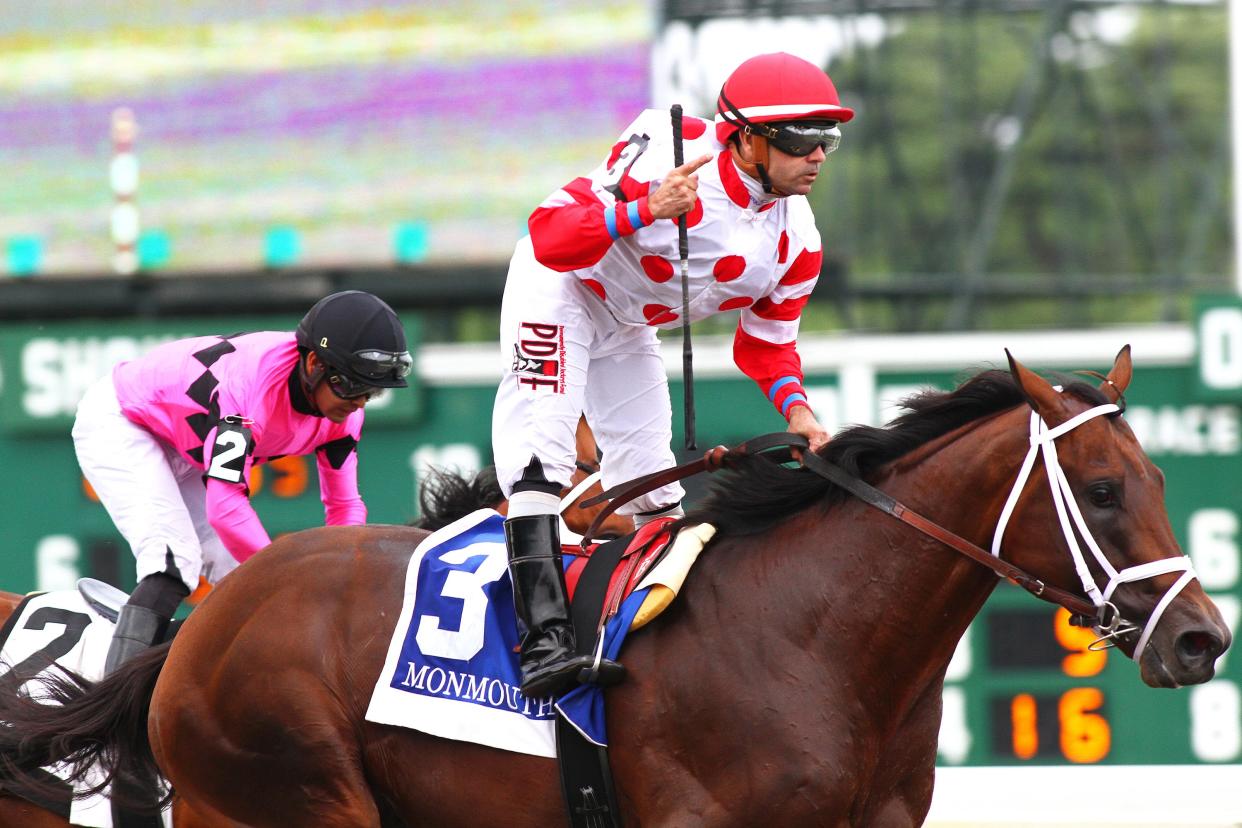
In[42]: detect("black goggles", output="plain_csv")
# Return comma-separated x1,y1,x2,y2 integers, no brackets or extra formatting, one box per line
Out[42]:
325,372,386,401
344,349,413,382
763,122,841,157
322,349,412,400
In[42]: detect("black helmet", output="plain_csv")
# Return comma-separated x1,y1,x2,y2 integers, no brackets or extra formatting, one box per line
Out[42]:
296,291,412,392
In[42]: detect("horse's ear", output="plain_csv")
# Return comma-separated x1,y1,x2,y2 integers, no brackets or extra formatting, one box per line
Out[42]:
1006,349,1072,423
1100,344,1132,402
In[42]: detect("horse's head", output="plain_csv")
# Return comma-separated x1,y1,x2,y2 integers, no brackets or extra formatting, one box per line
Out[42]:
998,345,1231,688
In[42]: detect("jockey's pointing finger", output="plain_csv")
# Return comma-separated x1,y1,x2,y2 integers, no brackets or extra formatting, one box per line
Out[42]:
676,154,713,177
648,164,711,220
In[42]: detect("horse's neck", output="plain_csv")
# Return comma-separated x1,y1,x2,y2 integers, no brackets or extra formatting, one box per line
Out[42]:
759,410,1026,702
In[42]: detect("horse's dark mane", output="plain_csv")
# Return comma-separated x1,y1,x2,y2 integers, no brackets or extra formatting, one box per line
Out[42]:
684,369,1113,537
412,466,505,531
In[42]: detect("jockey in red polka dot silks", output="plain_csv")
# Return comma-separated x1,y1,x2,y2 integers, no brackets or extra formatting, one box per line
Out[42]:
493,52,854,698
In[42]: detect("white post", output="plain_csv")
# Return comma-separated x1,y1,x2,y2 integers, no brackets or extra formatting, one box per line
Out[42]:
109,108,140,276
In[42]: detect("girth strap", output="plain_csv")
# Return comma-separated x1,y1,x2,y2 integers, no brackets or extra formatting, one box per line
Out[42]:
579,432,1099,620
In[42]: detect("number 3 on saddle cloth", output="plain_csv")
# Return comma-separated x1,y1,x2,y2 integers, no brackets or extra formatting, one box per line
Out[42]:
365,508,714,756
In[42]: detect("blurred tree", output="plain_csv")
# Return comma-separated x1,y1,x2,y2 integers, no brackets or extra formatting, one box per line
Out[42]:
806,3,1230,331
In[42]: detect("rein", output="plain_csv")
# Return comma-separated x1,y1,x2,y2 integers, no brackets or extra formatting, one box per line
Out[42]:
579,433,1098,620
581,408,1199,654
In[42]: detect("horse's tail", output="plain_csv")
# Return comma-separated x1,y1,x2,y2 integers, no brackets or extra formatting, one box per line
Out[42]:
413,465,505,530
0,640,171,804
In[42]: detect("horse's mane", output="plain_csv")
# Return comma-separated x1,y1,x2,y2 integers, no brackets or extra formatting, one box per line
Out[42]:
412,466,505,531
685,369,1114,537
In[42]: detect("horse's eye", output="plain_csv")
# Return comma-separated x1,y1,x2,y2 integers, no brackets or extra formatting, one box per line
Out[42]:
1087,483,1118,508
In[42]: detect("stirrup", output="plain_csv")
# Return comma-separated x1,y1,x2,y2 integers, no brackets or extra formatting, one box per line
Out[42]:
577,657,626,688
521,654,625,698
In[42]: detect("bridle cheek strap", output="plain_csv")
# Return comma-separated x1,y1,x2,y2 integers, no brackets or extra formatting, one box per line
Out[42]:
991,403,1198,657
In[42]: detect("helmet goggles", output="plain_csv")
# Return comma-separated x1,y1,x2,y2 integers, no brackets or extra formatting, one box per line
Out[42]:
325,372,385,401
761,121,841,157
323,348,413,400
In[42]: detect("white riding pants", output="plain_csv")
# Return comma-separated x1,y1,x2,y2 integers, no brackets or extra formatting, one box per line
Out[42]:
71,375,238,591
492,236,685,516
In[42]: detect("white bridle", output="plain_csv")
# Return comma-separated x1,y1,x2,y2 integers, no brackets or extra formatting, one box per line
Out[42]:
991,401,1198,657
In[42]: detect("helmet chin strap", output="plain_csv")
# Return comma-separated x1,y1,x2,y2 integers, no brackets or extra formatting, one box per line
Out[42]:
735,131,782,196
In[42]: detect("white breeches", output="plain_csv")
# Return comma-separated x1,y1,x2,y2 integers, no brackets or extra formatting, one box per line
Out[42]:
492,236,685,516
71,375,239,591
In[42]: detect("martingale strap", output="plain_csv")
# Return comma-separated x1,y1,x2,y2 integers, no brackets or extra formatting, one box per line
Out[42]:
579,432,1099,619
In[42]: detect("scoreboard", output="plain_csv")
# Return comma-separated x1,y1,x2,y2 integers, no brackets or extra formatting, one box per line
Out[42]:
1,311,1240,771
940,587,1240,766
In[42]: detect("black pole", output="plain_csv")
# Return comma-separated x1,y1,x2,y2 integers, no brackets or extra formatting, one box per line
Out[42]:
670,104,696,451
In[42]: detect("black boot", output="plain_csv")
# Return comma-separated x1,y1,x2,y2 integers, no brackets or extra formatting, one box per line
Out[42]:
103,604,167,675
505,514,625,698
102,570,189,676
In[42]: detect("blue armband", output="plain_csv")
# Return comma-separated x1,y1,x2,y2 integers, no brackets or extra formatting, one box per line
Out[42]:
780,393,809,417
767,375,800,402
604,205,620,240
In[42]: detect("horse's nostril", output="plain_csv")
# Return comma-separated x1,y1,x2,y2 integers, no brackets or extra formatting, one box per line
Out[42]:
1176,630,1223,665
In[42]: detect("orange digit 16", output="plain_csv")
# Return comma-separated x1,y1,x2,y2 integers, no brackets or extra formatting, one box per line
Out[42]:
1059,687,1110,763
1054,607,1107,677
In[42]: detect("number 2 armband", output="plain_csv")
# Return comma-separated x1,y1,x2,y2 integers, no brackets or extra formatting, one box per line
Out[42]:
205,416,254,484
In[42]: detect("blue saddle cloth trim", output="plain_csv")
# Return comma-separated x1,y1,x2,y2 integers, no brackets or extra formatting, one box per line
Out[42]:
556,586,650,746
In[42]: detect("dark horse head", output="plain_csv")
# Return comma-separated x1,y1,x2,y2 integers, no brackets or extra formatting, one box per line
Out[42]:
999,348,1230,687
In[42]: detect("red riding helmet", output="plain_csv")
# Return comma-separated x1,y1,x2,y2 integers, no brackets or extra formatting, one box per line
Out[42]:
715,52,855,144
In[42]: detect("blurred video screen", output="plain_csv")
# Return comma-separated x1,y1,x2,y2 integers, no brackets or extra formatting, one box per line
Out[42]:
0,1,651,275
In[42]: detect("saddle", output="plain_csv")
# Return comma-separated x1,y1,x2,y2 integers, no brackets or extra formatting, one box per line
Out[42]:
564,519,716,640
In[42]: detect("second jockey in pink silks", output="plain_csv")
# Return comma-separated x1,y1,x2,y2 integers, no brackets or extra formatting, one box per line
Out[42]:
73,290,412,674
491,52,855,697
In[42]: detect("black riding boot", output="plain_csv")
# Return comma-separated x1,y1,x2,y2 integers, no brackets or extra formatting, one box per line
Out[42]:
103,571,189,675
505,514,625,698
103,605,166,675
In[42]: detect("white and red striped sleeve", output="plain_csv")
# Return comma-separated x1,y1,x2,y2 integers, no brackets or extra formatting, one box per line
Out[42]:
527,109,685,272
734,206,823,420
527,176,654,272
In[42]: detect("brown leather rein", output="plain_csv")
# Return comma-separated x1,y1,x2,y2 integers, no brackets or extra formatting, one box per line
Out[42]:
578,432,1101,621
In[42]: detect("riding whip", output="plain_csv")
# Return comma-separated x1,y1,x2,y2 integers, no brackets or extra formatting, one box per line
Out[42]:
671,104,696,450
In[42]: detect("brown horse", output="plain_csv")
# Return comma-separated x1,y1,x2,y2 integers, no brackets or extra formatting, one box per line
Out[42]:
0,348,1230,827
0,416,626,828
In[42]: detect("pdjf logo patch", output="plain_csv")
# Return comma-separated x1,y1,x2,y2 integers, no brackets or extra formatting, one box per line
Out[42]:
512,322,565,393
